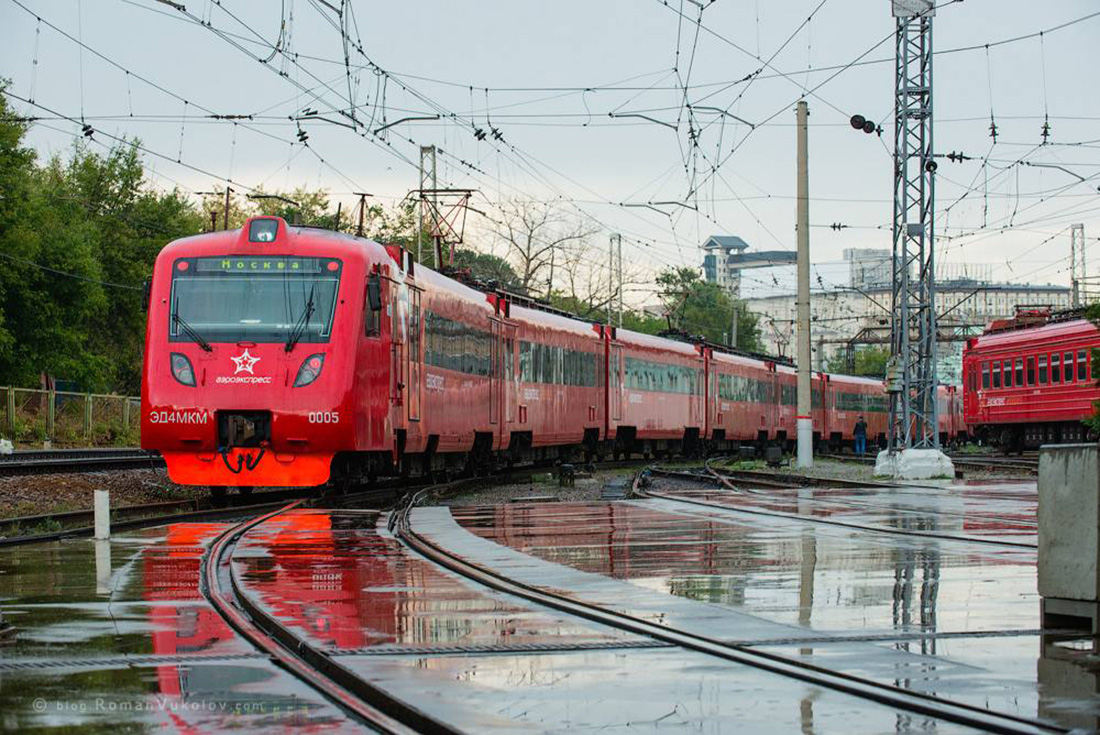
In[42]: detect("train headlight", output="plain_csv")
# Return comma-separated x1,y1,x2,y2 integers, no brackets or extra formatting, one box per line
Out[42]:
171,353,196,386
294,354,325,387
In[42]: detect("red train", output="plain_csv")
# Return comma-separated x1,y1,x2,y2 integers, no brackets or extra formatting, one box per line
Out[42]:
963,312,1099,450
141,216,964,493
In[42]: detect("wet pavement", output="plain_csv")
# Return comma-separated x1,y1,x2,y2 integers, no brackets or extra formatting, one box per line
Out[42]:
1,475,1097,733
0,522,365,733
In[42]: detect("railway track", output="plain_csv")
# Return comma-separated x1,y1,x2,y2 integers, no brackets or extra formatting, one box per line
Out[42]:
205,499,458,734
818,451,1039,474
0,447,164,477
393,479,1059,735
644,462,1037,549
0,457,651,546
0,483,399,547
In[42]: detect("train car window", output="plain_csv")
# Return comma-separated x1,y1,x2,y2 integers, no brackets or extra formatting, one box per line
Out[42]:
981,363,989,389
1080,350,1088,381
1015,359,1023,386
992,362,1001,389
1027,357,1035,385
363,282,381,337
1038,355,1048,384
1051,354,1061,384
1065,352,1074,382
1002,362,1012,388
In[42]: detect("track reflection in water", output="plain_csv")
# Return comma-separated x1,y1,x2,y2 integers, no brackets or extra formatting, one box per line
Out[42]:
231,508,637,652
0,522,362,733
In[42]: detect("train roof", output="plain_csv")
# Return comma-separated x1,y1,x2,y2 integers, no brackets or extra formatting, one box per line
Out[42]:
614,327,701,356
157,218,387,263
968,317,1098,352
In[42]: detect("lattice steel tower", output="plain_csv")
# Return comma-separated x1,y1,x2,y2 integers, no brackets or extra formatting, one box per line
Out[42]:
888,0,938,451
1071,224,1087,307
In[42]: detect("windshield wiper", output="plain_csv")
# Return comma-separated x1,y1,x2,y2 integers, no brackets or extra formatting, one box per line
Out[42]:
284,285,316,353
171,306,213,352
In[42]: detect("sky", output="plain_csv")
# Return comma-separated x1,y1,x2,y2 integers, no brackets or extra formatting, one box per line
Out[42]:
1,0,1098,303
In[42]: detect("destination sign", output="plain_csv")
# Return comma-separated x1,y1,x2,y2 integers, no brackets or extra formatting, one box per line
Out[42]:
188,257,333,273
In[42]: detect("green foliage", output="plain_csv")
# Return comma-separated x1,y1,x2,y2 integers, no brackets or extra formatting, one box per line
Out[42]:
452,249,523,290
826,346,890,378
654,267,762,351
0,84,203,393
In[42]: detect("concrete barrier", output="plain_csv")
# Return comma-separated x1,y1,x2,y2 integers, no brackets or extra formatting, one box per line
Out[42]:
1038,443,1100,632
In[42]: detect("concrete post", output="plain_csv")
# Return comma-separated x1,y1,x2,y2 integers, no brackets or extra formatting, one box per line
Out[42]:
94,489,110,540
795,100,813,469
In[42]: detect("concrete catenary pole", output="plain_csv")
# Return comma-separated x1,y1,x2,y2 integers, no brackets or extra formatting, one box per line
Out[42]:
796,100,813,469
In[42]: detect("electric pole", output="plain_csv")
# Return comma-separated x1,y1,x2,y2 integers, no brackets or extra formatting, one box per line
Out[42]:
1071,224,1086,307
795,100,813,469
606,233,623,326
883,0,953,478
419,146,437,265
617,233,624,327
353,192,371,238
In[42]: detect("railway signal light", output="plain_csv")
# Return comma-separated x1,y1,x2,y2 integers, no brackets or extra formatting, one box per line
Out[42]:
850,114,877,135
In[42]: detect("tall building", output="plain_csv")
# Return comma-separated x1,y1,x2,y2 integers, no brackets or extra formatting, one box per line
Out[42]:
702,235,796,300
844,248,892,290
702,236,750,298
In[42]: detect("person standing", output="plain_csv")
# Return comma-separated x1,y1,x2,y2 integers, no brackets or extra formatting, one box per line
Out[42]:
854,415,868,456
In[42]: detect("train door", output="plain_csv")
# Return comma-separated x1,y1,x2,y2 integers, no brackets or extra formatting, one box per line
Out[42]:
490,321,501,426
407,288,421,423
503,324,516,425
691,359,704,429
610,344,623,421
390,290,404,408
816,373,829,440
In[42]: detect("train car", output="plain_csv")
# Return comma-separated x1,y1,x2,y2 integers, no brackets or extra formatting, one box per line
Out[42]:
937,385,968,447
607,328,705,457
508,304,605,461
705,349,810,450
963,316,1099,450
823,373,889,450
142,216,967,493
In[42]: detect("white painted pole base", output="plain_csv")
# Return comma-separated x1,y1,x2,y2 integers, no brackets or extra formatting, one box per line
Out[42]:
93,489,110,540
796,417,814,469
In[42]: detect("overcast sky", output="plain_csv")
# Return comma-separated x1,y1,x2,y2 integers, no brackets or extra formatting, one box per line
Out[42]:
2,0,1098,301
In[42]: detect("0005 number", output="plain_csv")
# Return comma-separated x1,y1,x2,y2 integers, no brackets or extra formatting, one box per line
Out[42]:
308,411,340,424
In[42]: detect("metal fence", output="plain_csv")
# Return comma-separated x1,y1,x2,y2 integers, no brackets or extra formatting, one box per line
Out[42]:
2,387,141,448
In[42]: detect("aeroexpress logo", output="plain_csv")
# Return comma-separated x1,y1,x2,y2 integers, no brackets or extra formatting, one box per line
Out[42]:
216,349,272,385
231,349,260,375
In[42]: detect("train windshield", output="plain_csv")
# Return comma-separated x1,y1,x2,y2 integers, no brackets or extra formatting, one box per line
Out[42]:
169,256,341,344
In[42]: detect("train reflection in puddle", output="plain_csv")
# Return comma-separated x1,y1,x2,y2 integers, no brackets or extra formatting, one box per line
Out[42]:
142,521,345,731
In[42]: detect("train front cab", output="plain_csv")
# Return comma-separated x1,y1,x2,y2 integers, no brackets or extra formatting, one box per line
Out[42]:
142,217,390,492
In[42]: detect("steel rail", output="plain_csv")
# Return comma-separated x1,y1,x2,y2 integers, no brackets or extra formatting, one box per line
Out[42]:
643,465,1037,550
0,448,164,477
702,456,1039,530
394,495,1061,735
205,499,464,734
0,486,397,547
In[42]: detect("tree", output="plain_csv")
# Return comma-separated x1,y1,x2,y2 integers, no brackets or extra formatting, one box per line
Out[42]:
0,83,203,393
655,267,762,352
827,345,890,378
451,248,523,290
489,199,597,294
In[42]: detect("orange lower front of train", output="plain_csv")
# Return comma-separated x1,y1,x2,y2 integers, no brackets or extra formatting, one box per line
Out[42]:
160,448,335,487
